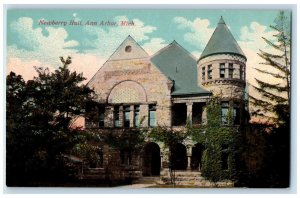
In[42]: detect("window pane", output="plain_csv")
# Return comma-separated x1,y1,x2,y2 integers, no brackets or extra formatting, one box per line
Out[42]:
99,112,105,127
220,70,225,78
149,104,156,127
114,106,120,127
99,106,105,127
134,105,140,127
124,106,130,128
233,107,240,125
221,108,228,124
208,71,212,79
149,111,156,126
220,63,225,78
124,106,130,111
202,67,205,80
228,64,233,78
207,65,212,79
221,102,229,107
124,112,130,127
229,70,233,78
134,112,140,127
240,65,244,80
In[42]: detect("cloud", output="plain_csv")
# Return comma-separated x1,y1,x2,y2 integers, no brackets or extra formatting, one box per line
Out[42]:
8,17,79,68
83,15,157,57
237,22,282,86
7,16,164,82
191,50,201,59
142,38,168,55
69,54,106,84
173,17,214,50
238,22,287,121
7,17,104,82
239,22,277,51
6,58,53,81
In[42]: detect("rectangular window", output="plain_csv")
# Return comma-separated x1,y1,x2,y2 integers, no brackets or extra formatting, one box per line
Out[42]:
134,105,140,127
220,63,225,78
207,65,212,79
192,102,202,125
98,106,105,127
221,152,229,170
123,105,130,128
221,144,229,170
221,102,229,124
114,106,120,127
240,65,244,80
98,148,104,168
202,66,206,81
120,149,132,166
149,104,156,127
172,103,187,126
228,63,233,78
233,102,240,125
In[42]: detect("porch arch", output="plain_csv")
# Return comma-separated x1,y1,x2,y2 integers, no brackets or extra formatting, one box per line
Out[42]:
142,142,161,176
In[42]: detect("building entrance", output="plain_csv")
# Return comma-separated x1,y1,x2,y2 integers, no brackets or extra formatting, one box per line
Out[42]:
143,142,161,176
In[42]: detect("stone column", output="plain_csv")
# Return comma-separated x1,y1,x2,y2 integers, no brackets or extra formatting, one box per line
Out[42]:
104,106,114,128
129,105,135,127
162,101,172,127
186,102,193,125
187,146,192,170
160,154,164,170
139,104,149,127
202,106,207,124
119,106,124,127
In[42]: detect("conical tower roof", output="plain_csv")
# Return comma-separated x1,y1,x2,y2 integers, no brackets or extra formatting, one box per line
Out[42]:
199,16,246,61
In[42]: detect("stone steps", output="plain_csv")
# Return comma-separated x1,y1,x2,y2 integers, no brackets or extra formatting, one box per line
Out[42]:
158,169,234,187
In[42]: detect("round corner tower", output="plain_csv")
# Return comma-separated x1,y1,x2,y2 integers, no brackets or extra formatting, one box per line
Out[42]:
197,16,247,101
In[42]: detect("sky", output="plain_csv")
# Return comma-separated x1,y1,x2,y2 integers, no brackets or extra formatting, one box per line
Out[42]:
6,9,291,120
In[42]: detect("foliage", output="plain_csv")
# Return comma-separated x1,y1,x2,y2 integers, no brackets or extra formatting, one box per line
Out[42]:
149,125,188,148
70,130,103,166
247,11,290,187
101,127,148,151
188,97,243,183
6,57,94,185
249,11,290,126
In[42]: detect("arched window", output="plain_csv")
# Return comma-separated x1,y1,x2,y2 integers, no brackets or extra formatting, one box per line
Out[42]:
108,81,147,104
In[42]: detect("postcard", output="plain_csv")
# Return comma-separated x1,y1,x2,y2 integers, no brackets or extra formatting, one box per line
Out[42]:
5,7,292,189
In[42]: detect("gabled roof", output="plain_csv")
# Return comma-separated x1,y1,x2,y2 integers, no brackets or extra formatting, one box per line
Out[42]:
107,35,149,61
199,16,246,61
151,41,211,96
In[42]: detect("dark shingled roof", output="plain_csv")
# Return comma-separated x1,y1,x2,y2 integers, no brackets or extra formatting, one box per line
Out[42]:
199,16,246,61
151,41,211,96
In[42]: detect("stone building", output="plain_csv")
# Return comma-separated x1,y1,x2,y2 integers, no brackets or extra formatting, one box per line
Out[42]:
83,17,247,181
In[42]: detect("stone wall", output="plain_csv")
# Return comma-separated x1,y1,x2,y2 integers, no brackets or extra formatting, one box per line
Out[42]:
198,54,246,100
87,58,172,127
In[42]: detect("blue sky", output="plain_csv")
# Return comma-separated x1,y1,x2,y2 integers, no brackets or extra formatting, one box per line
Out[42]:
6,9,290,86
7,9,280,54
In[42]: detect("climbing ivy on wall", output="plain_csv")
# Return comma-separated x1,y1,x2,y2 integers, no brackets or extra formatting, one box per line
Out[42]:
187,97,243,183
149,126,187,148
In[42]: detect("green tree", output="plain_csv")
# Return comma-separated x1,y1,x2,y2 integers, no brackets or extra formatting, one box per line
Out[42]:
248,11,291,187
250,11,290,126
6,57,94,185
